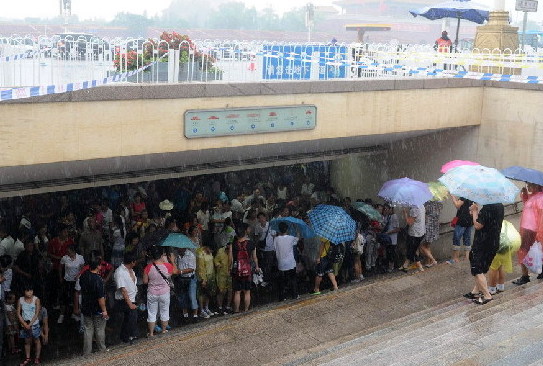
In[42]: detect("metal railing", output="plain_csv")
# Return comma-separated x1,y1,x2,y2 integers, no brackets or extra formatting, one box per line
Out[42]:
1,36,543,89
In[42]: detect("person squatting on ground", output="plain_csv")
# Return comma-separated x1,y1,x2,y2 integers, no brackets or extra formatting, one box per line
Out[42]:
464,203,504,305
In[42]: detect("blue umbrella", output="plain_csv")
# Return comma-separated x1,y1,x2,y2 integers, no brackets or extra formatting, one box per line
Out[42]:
159,233,197,249
410,0,490,44
439,165,520,204
378,178,433,206
269,217,316,238
308,204,356,244
501,166,543,186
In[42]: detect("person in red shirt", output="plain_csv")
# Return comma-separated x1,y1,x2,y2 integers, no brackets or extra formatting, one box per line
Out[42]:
47,225,74,309
435,31,453,53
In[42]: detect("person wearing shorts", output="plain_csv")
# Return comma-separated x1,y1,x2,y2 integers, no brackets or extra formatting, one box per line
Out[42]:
17,284,42,365
464,203,504,305
311,238,338,295
450,196,474,262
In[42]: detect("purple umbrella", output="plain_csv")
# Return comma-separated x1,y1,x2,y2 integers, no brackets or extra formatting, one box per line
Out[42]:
378,178,433,206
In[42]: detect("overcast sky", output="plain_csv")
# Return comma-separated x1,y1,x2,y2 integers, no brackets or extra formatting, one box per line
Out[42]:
2,0,334,20
1,0,537,23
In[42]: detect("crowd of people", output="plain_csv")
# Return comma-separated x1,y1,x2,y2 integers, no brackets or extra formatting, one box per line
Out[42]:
0,162,538,364
0,164,412,364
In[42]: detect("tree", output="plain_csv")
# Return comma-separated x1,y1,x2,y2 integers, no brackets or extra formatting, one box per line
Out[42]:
207,2,257,30
280,8,306,32
111,12,153,38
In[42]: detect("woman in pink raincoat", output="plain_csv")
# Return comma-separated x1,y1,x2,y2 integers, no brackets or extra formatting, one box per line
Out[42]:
512,183,543,285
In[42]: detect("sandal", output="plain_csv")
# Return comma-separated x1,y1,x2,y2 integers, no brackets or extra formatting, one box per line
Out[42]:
463,292,481,299
473,297,493,305
20,358,32,366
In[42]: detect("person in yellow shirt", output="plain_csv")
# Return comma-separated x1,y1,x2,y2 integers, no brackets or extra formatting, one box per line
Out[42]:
214,243,232,315
311,238,338,295
196,245,216,318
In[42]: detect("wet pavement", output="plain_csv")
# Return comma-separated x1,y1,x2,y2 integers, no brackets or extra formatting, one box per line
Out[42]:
48,251,543,366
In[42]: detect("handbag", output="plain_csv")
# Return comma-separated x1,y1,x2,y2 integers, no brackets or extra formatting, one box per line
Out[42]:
153,262,176,293
523,241,543,274
450,217,459,228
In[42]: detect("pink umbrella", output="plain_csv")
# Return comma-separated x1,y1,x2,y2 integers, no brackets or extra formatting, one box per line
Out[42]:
440,160,480,173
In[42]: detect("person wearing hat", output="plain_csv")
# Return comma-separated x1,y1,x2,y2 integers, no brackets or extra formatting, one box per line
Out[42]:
158,200,174,228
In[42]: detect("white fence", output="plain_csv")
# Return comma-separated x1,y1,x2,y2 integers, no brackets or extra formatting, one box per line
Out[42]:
1,36,543,90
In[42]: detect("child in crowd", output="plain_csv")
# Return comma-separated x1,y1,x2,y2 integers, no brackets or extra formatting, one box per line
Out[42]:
5,292,21,355
17,283,42,365
1,254,13,295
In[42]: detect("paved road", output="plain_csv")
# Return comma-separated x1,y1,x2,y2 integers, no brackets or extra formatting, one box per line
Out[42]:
54,256,530,366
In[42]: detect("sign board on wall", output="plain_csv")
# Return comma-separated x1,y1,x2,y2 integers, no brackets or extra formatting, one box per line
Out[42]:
515,0,538,12
184,105,317,138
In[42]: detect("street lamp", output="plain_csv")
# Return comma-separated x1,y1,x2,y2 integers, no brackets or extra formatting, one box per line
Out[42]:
306,3,314,43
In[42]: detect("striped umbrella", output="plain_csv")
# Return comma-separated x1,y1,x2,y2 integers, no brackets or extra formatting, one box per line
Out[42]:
308,204,356,245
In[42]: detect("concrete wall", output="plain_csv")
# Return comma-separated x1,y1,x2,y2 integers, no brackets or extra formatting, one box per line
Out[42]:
0,80,484,168
477,87,543,170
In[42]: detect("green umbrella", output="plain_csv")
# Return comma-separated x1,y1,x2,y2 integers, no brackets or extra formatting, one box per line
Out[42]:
160,233,197,249
427,181,449,202
352,202,383,222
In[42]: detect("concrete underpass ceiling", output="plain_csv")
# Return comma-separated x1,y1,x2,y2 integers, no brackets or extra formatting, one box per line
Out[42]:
0,128,456,197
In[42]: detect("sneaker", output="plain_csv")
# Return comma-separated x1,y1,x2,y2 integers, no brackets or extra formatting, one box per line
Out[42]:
193,314,199,320
200,311,210,319
154,325,162,333
204,309,214,317
350,279,361,283
537,272,543,280
512,276,530,285
57,314,64,324
310,291,321,295
183,313,189,318
71,313,80,321
79,325,85,334
359,274,365,280
260,281,268,287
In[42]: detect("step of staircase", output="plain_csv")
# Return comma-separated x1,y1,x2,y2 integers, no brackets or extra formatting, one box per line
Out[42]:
291,280,543,366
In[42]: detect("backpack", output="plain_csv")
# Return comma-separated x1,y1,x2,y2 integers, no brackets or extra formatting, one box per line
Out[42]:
235,240,252,278
328,242,346,263
351,233,365,254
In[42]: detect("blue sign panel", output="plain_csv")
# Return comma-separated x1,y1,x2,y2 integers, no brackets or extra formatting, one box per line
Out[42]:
184,105,317,139
262,45,347,80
